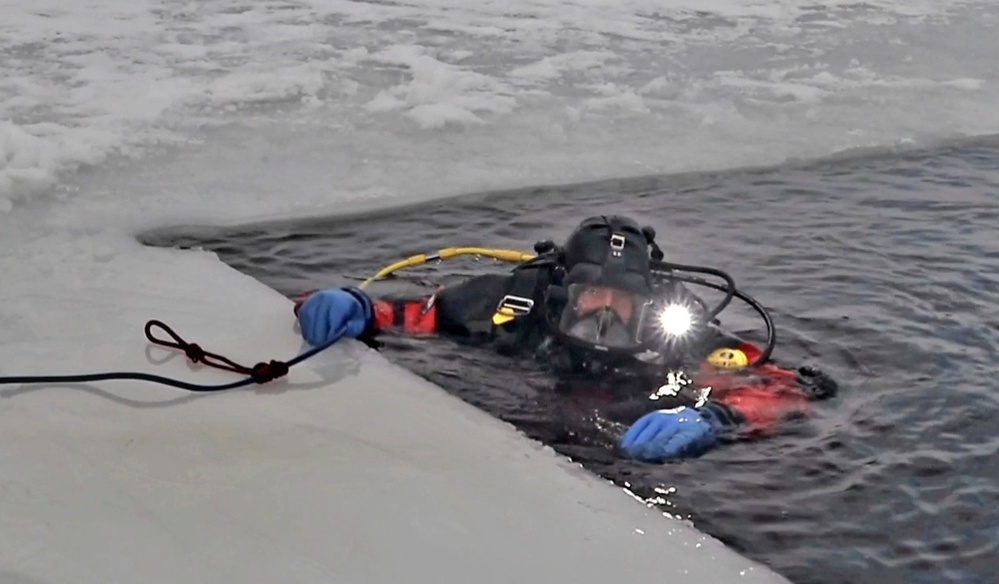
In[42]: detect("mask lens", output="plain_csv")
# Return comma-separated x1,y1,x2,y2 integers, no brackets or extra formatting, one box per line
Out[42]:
574,286,635,323
558,284,650,351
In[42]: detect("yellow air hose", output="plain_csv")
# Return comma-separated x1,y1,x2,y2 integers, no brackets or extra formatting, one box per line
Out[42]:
358,247,537,290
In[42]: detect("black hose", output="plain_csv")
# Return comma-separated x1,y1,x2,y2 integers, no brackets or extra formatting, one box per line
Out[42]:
663,273,777,367
650,260,737,321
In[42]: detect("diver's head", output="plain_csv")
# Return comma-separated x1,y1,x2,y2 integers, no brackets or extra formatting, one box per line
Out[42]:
561,215,655,282
547,215,658,358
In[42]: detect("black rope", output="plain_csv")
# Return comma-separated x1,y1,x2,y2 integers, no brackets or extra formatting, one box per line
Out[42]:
0,320,344,392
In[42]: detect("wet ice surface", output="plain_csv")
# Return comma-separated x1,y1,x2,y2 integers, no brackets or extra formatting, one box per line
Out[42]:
143,140,999,584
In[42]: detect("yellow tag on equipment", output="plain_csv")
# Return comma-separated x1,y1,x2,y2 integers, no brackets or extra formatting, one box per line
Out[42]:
707,348,749,369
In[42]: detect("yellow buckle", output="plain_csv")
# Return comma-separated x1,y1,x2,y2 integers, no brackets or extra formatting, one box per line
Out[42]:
491,295,534,325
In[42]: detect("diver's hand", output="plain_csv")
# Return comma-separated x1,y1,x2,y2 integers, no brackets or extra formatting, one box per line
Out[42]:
296,287,372,346
620,406,718,463
796,366,838,399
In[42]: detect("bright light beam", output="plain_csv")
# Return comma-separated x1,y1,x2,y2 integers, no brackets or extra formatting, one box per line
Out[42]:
658,304,693,337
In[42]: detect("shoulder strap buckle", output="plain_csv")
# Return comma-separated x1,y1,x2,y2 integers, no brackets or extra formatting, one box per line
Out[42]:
492,295,535,325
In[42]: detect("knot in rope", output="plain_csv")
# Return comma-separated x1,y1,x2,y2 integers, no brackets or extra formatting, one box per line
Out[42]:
184,343,206,363
250,360,290,384
145,319,264,377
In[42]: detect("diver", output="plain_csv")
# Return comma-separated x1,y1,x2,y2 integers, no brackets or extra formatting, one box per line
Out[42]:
292,215,838,463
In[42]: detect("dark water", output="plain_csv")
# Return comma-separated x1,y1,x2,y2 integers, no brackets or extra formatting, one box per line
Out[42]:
141,141,999,584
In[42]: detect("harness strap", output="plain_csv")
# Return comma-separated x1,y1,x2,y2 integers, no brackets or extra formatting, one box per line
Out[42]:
486,262,554,354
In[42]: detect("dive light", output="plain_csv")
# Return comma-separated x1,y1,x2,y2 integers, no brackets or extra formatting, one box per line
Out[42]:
658,304,694,337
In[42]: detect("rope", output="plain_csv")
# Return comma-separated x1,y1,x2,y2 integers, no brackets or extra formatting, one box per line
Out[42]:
0,320,344,392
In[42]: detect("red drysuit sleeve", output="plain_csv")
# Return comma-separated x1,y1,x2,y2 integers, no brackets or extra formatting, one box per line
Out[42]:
695,341,813,434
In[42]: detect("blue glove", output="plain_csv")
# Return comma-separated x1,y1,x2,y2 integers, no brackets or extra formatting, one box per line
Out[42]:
297,287,372,346
620,406,719,463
